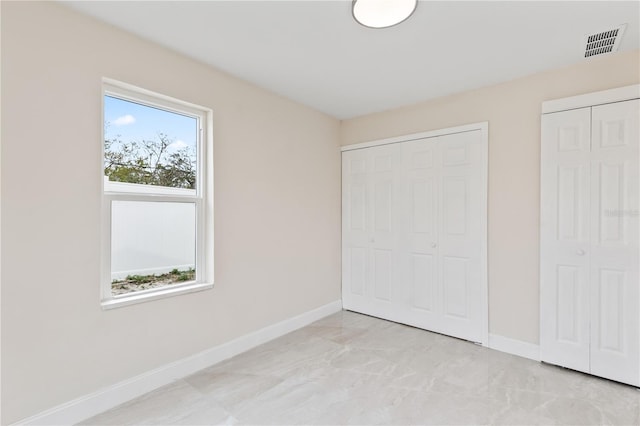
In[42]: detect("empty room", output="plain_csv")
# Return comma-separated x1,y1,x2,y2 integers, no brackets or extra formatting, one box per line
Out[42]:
1,0,639,425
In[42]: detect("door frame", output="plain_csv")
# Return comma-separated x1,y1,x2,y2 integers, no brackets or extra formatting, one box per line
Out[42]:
341,121,489,347
542,84,640,114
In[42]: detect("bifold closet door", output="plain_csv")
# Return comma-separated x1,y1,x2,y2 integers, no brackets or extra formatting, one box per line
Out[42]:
540,99,639,387
589,99,639,386
400,132,485,342
342,130,486,344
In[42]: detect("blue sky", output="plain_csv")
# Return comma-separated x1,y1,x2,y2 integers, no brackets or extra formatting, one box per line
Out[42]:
104,95,198,155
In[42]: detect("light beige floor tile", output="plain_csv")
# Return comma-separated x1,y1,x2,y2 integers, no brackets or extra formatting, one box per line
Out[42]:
80,380,235,425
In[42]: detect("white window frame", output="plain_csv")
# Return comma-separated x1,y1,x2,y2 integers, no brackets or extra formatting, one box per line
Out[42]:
100,78,214,309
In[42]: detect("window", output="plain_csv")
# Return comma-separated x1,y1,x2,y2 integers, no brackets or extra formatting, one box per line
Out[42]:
101,79,213,308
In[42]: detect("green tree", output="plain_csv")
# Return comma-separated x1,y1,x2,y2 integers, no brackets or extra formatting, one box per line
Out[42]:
104,133,196,189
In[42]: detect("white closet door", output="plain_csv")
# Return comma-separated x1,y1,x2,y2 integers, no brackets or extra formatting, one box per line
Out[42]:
342,148,370,312
342,129,487,344
369,144,401,316
342,145,401,317
589,99,639,386
400,138,441,329
540,107,592,373
436,131,485,342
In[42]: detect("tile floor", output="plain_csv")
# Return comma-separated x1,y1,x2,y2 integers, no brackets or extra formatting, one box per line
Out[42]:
82,311,640,425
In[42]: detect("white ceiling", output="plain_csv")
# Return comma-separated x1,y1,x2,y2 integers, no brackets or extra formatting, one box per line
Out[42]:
62,1,639,119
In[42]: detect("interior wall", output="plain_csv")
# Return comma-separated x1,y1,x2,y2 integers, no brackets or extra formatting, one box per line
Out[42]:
341,49,640,345
0,2,341,423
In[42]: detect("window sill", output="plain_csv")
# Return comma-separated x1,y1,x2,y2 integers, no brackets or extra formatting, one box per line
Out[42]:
101,282,213,310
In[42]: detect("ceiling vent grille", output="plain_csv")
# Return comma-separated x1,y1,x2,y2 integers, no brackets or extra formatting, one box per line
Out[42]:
584,24,626,58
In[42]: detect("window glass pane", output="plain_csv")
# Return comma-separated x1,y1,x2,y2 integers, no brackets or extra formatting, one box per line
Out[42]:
111,200,196,295
104,95,198,190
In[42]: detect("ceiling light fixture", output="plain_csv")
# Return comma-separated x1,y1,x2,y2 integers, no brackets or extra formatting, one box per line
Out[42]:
352,0,418,29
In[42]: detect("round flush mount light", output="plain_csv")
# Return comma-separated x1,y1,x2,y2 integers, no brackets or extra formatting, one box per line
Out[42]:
352,0,418,29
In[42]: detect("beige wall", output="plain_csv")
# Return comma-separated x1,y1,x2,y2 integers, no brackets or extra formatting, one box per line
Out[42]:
3,1,640,423
0,2,341,423
341,49,640,345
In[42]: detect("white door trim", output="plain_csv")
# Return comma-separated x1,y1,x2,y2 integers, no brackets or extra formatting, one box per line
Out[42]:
341,122,489,152
479,123,489,347
342,122,489,347
542,84,640,114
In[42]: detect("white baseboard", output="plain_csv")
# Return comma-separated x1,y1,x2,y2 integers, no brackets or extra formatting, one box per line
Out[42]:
489,333,540,361
15,300,343,426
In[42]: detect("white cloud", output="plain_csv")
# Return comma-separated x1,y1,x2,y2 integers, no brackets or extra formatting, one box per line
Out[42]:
169,140,188,149
112,114,136,126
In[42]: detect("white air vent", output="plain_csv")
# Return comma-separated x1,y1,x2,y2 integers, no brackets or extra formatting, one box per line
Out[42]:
583,24,626,58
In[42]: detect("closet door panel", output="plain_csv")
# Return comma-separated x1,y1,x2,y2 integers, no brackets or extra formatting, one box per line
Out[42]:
342,149,371,309
342,145,402,317
436,130,484,342
589,99,639,386
540,107,591,373
400,138,441,327
369,145,402,314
